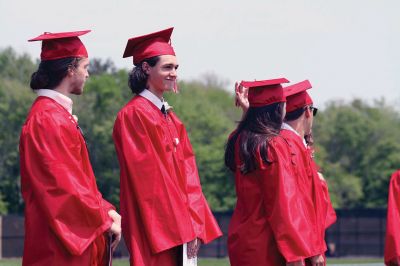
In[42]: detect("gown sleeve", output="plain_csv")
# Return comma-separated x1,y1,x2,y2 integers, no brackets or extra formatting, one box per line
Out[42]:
320,179,337,229
177,123,222,244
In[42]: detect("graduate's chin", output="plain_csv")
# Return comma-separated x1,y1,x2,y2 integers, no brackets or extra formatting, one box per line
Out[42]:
164,86,174,92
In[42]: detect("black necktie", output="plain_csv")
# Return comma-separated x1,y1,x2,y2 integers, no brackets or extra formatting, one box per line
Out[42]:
161,105,167,115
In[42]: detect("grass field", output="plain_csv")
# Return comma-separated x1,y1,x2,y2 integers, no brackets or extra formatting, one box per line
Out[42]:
0,257,384,266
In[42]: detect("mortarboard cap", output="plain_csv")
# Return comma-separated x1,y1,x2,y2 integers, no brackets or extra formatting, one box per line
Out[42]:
241,78,289,107
284,80,313,113
123,27,176,65
28,30,90,61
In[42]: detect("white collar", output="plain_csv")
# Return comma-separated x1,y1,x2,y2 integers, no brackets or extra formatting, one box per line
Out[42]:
281,122,307,147
36,89,73,114
139,89,164,110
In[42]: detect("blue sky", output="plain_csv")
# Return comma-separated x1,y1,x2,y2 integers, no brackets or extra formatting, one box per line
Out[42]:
1,0,399,107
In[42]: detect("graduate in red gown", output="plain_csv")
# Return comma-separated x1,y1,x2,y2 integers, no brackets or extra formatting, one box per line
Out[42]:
283,80,337,265
20,30,121,266
385,170,400,265
113,27,222,266
225,78,327,266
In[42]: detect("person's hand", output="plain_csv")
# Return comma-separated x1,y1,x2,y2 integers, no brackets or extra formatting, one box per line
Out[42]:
286,260,304,266
304,132,314,147
310,254,325,266
317,172,326,182
235,82,249,113
108,210,121,226
108,210,122,252
187,238,201,259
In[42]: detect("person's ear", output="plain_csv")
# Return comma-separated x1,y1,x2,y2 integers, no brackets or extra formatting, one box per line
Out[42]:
67,66,75,77
142,62,151,75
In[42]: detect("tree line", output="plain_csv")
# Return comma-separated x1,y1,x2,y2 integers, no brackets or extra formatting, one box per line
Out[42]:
0,47,399,214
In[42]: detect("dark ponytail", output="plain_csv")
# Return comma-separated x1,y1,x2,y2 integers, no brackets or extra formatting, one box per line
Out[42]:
30,57,82,90
128,56,160,94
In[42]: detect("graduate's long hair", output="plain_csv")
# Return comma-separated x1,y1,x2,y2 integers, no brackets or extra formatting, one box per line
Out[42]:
30,57,82,90
224,102,285,175
128,56,160,94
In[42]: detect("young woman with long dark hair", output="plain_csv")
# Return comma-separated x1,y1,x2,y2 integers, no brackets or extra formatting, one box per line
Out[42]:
225,79,326,266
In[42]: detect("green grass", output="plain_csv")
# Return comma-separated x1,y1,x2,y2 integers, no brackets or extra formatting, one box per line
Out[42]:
327,258,383,264
0,257,383,266
0,259,20,266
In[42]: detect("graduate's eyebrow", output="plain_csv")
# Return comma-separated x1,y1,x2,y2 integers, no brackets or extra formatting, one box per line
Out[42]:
162,63,179,69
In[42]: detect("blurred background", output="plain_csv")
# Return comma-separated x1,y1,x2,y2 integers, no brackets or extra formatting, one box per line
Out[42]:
0,0,399,263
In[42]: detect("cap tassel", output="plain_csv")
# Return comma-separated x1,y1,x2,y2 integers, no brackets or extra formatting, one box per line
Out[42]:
173,79,179,93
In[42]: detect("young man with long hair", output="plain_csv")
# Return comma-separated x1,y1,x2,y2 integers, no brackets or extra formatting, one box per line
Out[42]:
113,27,222,266
20,30,121,265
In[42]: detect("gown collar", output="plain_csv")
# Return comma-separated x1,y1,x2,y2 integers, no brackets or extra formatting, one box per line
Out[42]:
36,89,73,114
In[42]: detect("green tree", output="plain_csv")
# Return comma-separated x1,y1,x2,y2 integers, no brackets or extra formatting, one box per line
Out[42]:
0,78,35,213
314,99,400,208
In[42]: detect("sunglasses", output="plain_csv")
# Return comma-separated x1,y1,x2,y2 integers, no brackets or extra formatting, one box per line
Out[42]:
306,106,318,116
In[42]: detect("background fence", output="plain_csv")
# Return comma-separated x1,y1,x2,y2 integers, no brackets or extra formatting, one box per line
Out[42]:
0,209,387,258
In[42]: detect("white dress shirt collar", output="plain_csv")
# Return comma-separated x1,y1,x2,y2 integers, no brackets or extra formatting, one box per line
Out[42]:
139,89,164,110
36,89,73,114
281,122,307,147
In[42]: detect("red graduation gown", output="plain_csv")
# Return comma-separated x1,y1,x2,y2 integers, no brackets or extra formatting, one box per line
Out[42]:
228,132,328,266
385,170,400,265
19,96,114,266
280,129,336,265
320,178,337,230
113,95,222,266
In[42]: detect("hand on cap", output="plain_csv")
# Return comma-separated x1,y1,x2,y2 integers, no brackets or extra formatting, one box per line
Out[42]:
235,82,249,112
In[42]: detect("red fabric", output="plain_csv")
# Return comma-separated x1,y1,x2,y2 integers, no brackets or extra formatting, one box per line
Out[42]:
91,234,108,266
228,128,336,266
113,96,222,265
385,170,400,265
123,27,175,65
28,30,90,60
19,97,114,266
284,80,313,113
320,178,337,229
281,130,336,262
304,143,336,230
286,91,313,113
241,78,289,107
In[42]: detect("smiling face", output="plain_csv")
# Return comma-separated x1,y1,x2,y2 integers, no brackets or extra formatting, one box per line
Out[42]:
145,55,179,97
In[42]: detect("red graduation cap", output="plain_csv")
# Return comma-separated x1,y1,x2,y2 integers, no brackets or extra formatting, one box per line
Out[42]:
123,27,176,65
284,80,313,113
28,30,90,61
241,78,289,107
